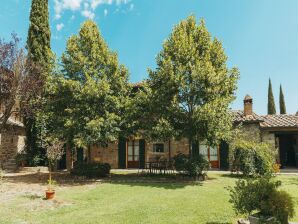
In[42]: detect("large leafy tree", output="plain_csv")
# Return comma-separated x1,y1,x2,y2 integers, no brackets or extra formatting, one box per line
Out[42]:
26,0,53,163
140,16,239,155
268,78,276,115
46,20,129,149
279,84,286,114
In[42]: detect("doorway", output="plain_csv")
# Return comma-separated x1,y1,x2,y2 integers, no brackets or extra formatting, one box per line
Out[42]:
279,135,297,167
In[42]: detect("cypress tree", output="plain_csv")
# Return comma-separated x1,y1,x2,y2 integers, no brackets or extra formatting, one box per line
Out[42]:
27,0,52,71
279,84,286,114
268,78,276,115
25,0,52,162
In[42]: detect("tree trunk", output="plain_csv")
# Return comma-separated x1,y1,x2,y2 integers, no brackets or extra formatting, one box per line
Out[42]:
66,142,72,171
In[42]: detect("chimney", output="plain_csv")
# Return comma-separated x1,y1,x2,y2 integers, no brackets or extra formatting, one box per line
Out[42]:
244,95,253,116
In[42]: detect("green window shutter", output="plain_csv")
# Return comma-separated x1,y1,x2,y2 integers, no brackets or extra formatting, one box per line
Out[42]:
77,148,84,164
139,139,145,169
118,137,127,169
219,141,229,170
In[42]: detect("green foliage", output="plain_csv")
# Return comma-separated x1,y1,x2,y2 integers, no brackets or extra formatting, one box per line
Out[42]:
173,153,210,178
44,20,129,148
15,151,27,166
71,163,111,178
229,177,295,224
230,139,276,177
279,85,286,114
25,0,53,165
138,15,239,152
173,153,189,172
27,0,52,69
268,78,276,115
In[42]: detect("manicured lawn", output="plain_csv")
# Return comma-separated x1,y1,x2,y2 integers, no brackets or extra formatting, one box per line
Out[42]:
1,173,298,224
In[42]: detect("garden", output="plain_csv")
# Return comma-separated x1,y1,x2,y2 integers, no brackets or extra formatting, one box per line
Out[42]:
0,171,298,224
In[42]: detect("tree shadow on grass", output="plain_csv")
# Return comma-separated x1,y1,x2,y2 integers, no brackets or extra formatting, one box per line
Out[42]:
3,172,101,187
108,173,218,189
206,222,232,224
3,172,217,189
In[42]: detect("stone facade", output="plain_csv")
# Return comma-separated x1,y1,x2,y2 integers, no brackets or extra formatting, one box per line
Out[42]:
89,138,190,169
0,126,26,167
90,143,119,168
145,138,190,162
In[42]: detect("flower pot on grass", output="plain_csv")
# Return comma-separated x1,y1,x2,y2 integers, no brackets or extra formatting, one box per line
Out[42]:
45,190,55,200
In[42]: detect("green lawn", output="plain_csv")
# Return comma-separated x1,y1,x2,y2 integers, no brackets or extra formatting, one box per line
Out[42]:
1,173,298,224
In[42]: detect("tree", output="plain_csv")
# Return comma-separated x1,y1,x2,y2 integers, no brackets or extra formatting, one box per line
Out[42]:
140,16,239,155
279,85,286,114
45,20,129,152
268,79,276,115
27,0,52,71
26,0,53,162
0,34,43,132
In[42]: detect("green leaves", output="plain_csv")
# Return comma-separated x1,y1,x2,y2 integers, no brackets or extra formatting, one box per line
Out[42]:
143,15,239,149
45,20,129,148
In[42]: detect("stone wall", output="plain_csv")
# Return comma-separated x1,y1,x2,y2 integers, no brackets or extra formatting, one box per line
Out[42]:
239,123,262,142
90,142,118,168
89,138,190,168
261,131,276,148
145,138,190,162
0,126,26,166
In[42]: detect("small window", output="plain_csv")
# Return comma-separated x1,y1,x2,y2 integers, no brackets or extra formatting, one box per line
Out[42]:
153,143,164,153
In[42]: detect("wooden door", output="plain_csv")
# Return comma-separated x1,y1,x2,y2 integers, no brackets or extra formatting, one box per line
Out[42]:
209,146,219,168
127,140,140,168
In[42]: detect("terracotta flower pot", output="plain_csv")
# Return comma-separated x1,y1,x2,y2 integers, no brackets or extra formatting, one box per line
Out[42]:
45,190,55,200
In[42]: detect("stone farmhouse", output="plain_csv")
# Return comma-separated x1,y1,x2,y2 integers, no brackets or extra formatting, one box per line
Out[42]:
1,90,298,172
0,101,26,171
73,94,298,170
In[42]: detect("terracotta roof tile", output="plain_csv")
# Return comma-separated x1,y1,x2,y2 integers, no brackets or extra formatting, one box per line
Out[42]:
231,110,264,123
260,114,298,128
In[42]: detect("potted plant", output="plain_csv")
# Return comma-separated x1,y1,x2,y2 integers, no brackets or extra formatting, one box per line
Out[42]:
229,177,295,224
45,138,64,200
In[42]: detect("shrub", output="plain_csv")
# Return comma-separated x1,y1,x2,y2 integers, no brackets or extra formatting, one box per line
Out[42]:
229,177,295,224
231,140,275,177
173,153,189,172
71,162,111,178
173,153,209,178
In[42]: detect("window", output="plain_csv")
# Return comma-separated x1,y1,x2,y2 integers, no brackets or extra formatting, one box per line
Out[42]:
153,143,164,153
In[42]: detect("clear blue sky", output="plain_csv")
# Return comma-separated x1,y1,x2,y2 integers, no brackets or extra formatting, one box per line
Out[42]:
1,0,298,114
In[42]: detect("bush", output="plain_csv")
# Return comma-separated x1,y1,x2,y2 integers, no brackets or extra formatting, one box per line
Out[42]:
173,153,210,178
229,177,295,224
231,140,275,177
71,162,111,178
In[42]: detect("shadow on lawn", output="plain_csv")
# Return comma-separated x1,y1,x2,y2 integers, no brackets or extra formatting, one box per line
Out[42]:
206,222,231,224
3,172,99,187
108,173,218,189
3,172,217,189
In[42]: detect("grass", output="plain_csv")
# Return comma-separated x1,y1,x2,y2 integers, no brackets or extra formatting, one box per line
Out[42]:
0,173,298,224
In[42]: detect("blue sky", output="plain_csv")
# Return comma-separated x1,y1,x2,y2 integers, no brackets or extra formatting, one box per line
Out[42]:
1,0,298,114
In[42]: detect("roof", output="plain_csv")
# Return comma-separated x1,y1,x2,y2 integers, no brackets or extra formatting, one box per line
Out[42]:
0,114,24,128
260,114,298,129
232,110,264,123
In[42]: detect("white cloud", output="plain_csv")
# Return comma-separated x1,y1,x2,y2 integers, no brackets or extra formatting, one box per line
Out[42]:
56,23,64,31
54,0,130,20
104,9,108,16
82,9,95,19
